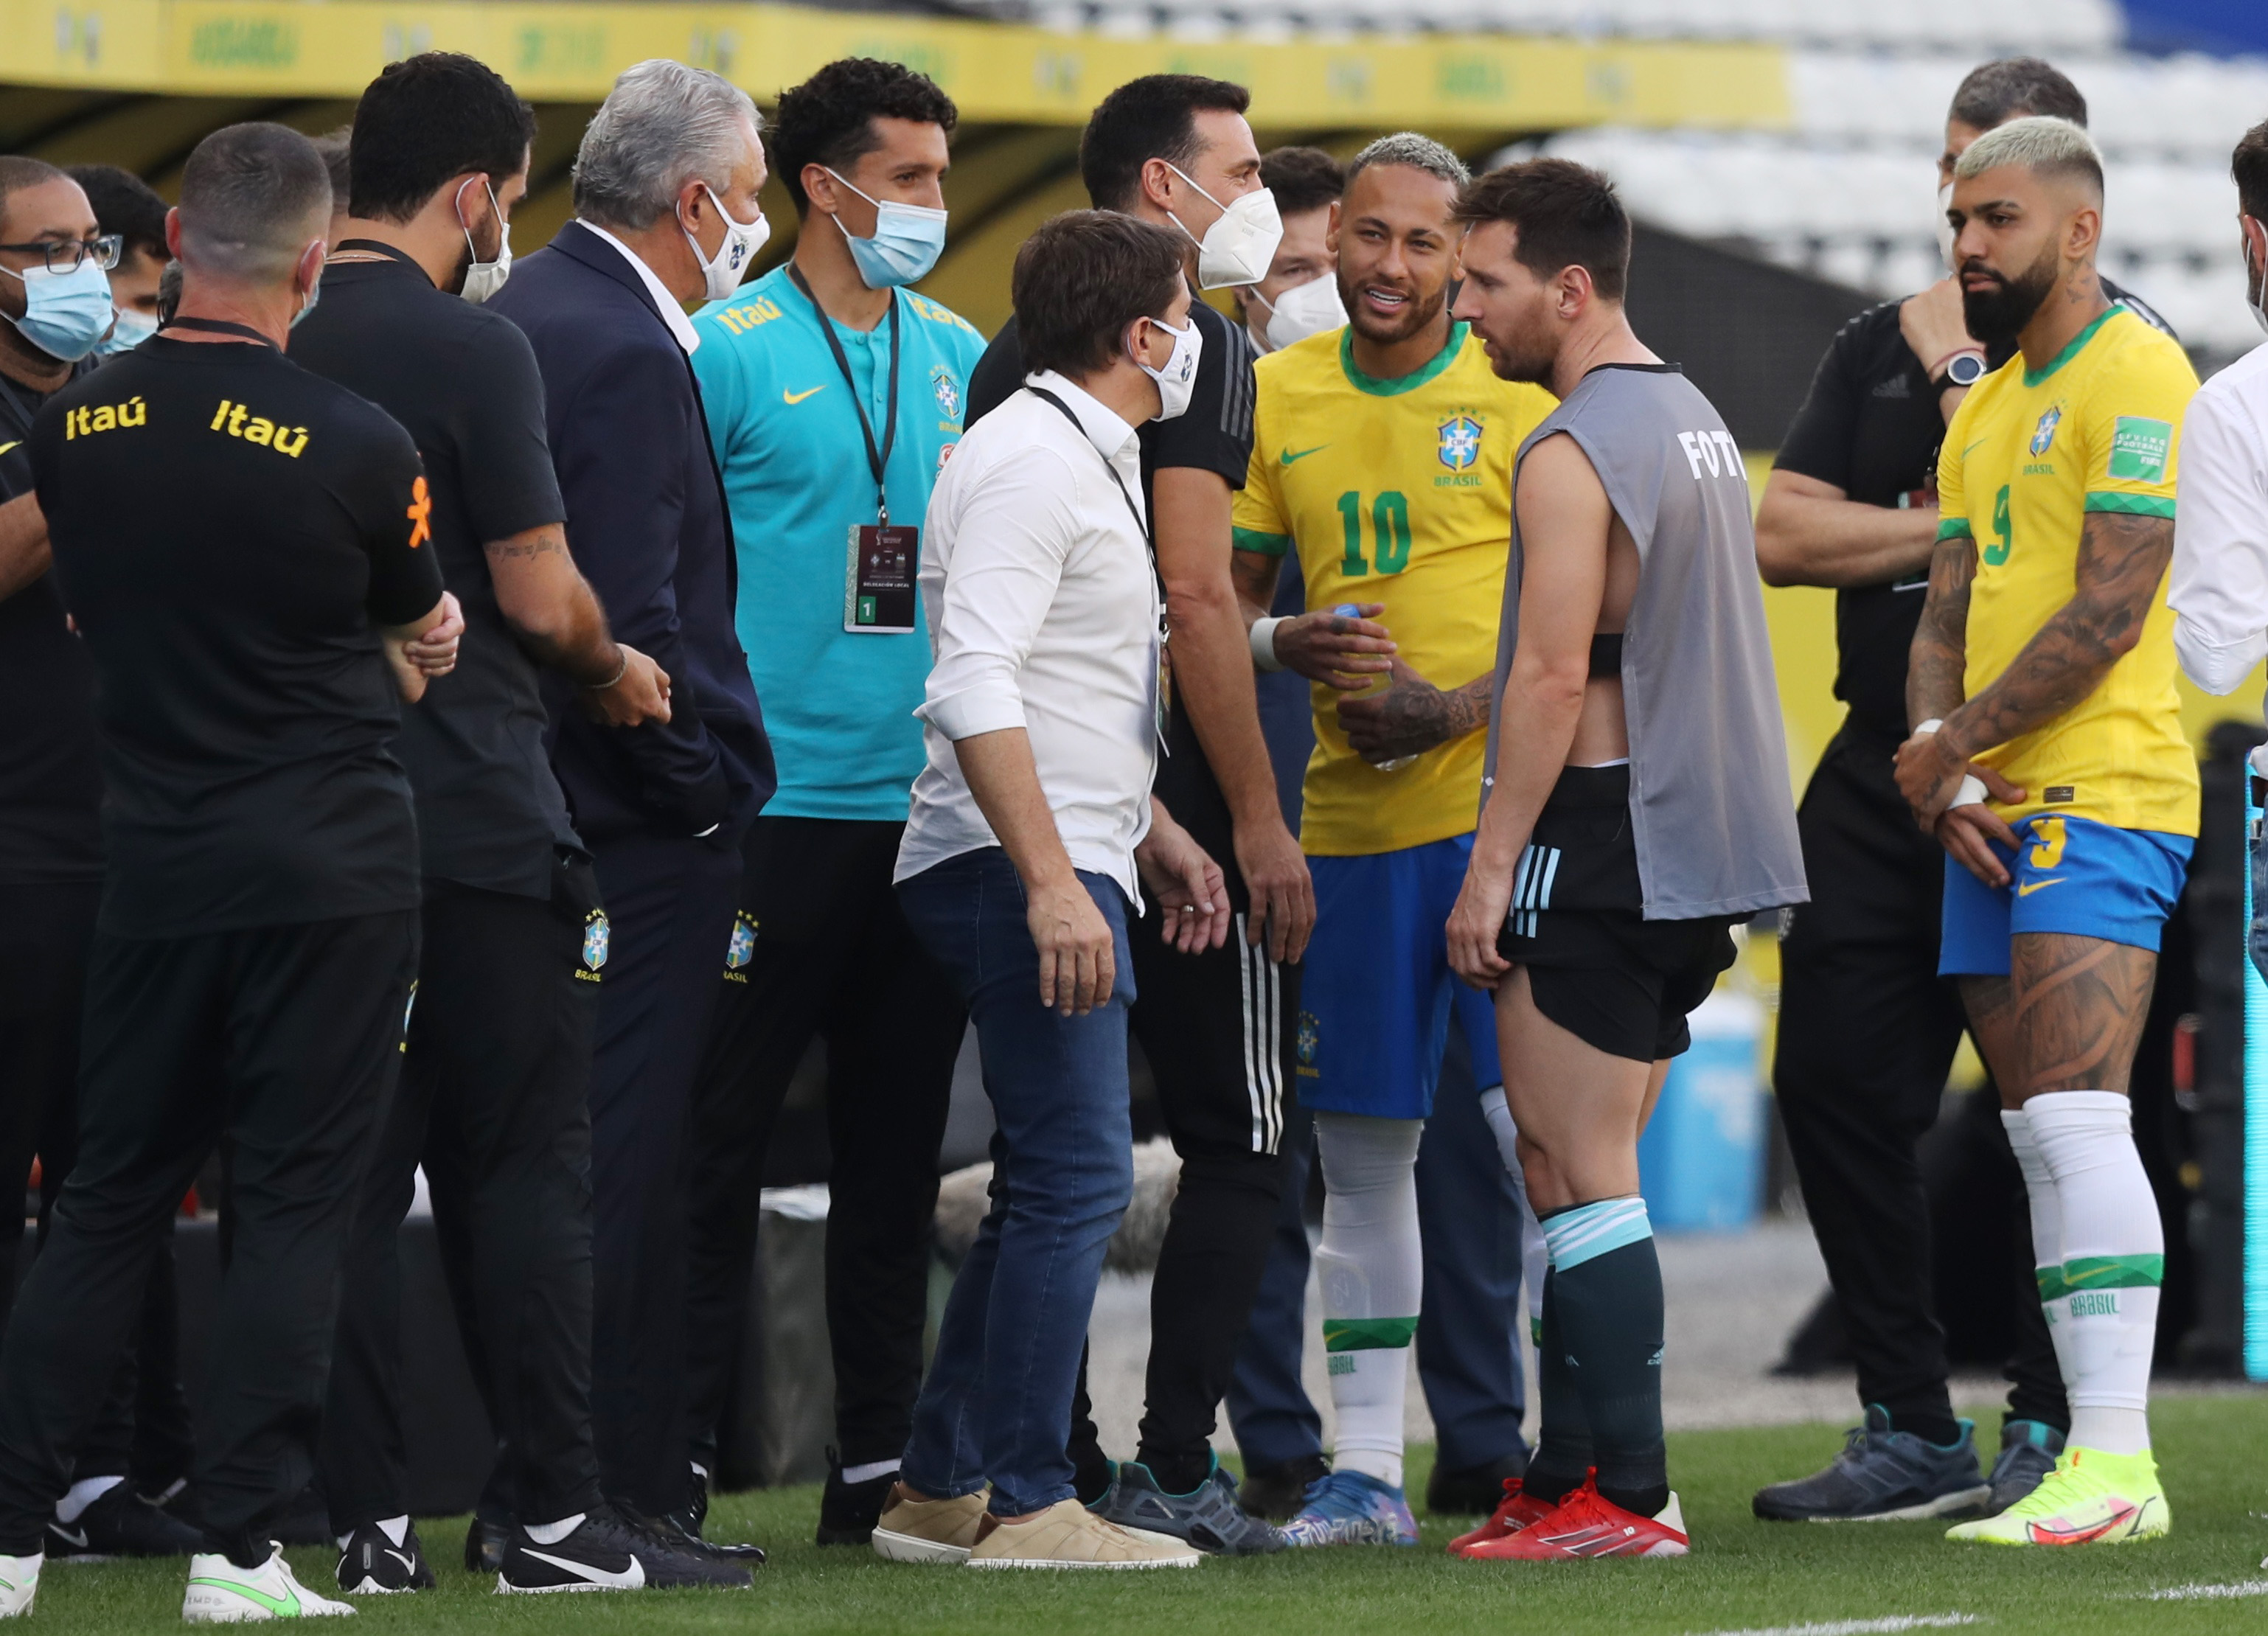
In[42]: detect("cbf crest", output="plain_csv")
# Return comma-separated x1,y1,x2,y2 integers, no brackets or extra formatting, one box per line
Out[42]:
2030,404,2063,456
931,365,962,423
723,911,757,983
1295,1009,1321,1076
580,909,610,979
1438,414,1483,473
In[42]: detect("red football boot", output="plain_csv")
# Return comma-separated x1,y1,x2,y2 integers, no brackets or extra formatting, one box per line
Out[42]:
1461,1473,1688,1560
1447,1478,1556,1556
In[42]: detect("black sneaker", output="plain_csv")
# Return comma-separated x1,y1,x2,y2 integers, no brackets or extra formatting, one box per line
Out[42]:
1090,1456,1285,1556
660,1471,765,1564
464,1514,511,1575
620,1503,764,1573
1425,1452,1529,1517
335,1522,436,1593
44,1484,205,1559
498,1511,650,1594
1984,1419,2064,1516
1239,1455,1329,1522
816,1450,892,1546
1753,1405,1992,1522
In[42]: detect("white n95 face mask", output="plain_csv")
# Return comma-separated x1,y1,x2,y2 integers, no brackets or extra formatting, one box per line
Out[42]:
1138,313,1203,421
1938,182,1956,273
1166,165,1283,290
683,185,771,302
1259,273,1347,351
459,180,512,304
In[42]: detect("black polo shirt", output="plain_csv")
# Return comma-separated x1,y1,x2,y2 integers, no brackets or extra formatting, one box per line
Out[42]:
967,301,1258,835
32,335,441,938
0,367,102,887
1775,277,2173,744
291,251,579,899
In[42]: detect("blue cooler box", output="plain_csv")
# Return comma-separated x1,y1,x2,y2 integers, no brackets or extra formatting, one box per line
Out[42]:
1637,988,1765,1231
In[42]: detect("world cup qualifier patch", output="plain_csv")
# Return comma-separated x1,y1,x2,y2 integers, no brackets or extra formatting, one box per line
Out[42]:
2109,417,2171,482
578,909,609,982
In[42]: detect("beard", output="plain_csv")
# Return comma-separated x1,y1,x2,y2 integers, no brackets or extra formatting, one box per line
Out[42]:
1344,273,1445,347
1961,239,2059,347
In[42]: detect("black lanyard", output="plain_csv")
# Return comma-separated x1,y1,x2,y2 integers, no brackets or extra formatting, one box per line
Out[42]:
789,266,900,526
158,315,278,351
1026,386,1150,546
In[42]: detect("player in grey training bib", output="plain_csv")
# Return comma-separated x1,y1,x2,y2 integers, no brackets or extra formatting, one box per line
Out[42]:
1441,159,1806,1563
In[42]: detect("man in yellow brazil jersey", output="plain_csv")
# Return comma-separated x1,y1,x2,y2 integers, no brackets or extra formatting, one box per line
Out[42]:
1228,133,1554,1545
1893,115,2198,1549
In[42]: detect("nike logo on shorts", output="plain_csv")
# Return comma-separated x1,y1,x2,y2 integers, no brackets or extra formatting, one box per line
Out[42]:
2016,877,2066,897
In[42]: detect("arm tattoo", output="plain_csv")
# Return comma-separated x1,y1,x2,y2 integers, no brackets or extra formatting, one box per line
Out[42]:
1354,675,1491,759
488,526,566,562
1905,535,1975,728
1942,512,2171,760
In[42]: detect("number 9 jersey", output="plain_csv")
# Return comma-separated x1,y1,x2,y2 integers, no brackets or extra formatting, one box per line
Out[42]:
1231,324,1554,857
1935,304,2200,838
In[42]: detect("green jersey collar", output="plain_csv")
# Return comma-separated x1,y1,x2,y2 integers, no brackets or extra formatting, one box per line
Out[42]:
1340,321,1467,397
2022,304,2123,389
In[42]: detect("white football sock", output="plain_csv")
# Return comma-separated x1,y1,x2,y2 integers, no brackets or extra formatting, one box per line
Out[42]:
1481,1086,1548,1339
1314,1113,1425,1490
523,1514,585,1545
54,1475,122,1525
2026,1091,2159,1456
841,1458,901,1485
2003,1109,2076,1389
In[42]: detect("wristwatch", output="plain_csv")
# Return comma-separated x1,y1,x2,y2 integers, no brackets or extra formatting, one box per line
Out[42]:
1932,351,1987,391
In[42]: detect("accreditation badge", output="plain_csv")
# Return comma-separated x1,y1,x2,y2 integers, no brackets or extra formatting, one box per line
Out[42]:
844,523,919,634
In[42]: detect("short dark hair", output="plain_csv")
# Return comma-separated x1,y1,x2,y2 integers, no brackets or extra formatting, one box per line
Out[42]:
1261,146,1343,216
1079,74,1249,212
771,58,957,216
177,122,333,281
347,52,535,223
1014,209,1186,379
0,157,68,241
311,125,352,209
1949,58,2088,131
2236,119,2268,223
65,164,167,262
1455,158,1630,302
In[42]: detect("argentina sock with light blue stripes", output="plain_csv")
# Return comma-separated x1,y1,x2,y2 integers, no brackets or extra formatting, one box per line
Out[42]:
1540,1196,1668,1518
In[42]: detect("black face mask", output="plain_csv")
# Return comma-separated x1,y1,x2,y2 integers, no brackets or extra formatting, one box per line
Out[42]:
1960,239,2059,348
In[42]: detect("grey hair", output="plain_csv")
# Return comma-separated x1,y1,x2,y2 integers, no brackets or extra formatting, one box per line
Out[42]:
1344,132,1470,191
573,59,762,232
1955,114,2103,195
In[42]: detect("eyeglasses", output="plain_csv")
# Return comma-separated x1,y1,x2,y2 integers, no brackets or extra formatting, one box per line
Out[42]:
0,235,123,273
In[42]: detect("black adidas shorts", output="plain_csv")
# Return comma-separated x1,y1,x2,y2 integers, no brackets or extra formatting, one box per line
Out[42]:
1496,764,1738,1063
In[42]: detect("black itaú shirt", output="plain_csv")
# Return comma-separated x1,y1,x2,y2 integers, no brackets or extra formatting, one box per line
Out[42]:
31,333,442,939
0,364,103,887
291,250,580,899
1773,276,2174,745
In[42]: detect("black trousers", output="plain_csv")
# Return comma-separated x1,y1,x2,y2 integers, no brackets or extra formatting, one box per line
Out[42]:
0,880,194,1496
1775,725,2064,1433
683,818,964,1475
1067,788,1298,1486
588,831,740,1516
319,860,604,1531
0,909,417,1559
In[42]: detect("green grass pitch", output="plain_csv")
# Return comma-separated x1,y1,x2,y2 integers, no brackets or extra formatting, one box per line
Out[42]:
22,1395,2268,1632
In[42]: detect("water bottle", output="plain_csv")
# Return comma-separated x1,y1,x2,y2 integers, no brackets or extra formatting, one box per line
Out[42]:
1333,604,1416,772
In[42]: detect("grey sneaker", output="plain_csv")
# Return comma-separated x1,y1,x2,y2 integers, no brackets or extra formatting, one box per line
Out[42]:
1752,1404,1992,1522
1984,1419,2064,1516
1089,1458,1284,1556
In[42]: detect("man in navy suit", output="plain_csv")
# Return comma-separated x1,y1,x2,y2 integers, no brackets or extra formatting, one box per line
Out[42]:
490,58,775,1553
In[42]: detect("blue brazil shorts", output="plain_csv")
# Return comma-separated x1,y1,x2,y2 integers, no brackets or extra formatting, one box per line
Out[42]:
1938,812,2191,978
1298,832,1505,1121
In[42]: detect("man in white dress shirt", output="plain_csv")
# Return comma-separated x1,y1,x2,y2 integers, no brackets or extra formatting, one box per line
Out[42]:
872,209,1234,1570
2168,119,2268,979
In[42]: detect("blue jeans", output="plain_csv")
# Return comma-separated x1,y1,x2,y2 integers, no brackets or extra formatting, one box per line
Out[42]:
1226,1014,1528,1473
897,848,1135,1517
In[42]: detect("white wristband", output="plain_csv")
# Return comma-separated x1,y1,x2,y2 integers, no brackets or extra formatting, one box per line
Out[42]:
1914,718,1943,735
1249,616,1287,673
1952,774,1988,808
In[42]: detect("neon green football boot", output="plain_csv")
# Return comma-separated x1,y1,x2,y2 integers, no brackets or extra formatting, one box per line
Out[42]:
1944,1446,2168,1547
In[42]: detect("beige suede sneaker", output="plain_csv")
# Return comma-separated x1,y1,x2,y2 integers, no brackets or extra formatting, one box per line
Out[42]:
964,1500,1201,1569
872,1486,989,1564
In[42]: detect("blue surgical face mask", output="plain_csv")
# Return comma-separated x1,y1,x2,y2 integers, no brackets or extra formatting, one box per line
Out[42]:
0,257,117,362
97,306,158,356
825,169,947,289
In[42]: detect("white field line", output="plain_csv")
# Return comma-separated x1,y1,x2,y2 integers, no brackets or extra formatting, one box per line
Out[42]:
1685,1617,1980,1636
2134,1579,2268,1601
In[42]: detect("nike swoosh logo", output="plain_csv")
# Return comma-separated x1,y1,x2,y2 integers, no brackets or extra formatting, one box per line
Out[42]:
0,442,18,459
2026,1501,2137,1545
1963,439,1989,457
521,1548,644,1588
384,1548,416,1573
49,1526,86,1548
2016,877,2066,897
783,386,827,405
1280,445,1327,466
187,1576,299,1615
